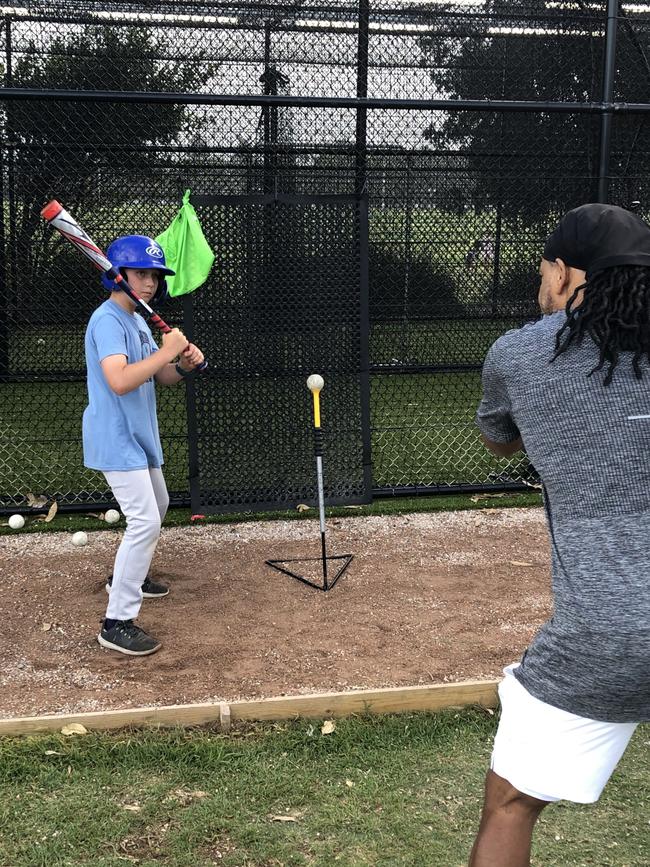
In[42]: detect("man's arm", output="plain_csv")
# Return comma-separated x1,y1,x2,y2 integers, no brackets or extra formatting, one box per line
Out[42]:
476,337,523,456
480,433,524,457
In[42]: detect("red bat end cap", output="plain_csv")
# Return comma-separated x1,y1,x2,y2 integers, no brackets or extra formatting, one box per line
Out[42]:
41,200,63,221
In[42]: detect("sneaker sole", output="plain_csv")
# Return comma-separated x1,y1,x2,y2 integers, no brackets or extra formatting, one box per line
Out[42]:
97,633,162,656
105,584,169,599
143,588,169,599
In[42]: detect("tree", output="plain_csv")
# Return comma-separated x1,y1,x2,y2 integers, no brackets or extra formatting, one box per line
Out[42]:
5,24,216,306
419,0,650,223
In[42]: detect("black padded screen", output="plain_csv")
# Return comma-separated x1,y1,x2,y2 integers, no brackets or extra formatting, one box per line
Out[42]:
186,194,371,513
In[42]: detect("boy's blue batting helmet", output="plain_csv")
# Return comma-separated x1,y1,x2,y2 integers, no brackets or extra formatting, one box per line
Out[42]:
101,235,175,304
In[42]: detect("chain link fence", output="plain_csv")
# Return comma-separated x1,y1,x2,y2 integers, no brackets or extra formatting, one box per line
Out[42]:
1,1,649,511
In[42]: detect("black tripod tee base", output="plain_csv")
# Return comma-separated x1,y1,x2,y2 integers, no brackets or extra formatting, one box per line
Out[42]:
265,554,354,591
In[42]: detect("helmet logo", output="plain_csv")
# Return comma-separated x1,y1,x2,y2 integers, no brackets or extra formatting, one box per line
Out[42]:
146,244,163,258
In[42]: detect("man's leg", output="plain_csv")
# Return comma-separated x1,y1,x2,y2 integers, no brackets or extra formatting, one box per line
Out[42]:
468,664,639,867
468,770,549,867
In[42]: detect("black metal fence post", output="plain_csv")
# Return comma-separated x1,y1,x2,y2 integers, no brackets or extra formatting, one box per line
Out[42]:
359,194,373,498
4,13,16,366
0,134,6,379
0,17,8,377
491,34,507,315
356,1,372,497
491,200,503,315
597,0,620,203
402,153,412,361
262,18,275,197
355,0,369,197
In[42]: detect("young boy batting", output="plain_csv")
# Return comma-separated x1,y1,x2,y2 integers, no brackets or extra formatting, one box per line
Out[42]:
83,235,204,656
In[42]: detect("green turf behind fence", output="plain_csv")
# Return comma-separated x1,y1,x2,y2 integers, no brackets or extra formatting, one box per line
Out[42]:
1,364,527,506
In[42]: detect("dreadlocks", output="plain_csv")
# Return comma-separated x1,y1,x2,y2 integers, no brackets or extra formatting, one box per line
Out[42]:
552,265,650,385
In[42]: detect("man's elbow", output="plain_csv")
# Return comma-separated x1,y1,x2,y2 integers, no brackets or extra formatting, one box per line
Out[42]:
480,433,523,457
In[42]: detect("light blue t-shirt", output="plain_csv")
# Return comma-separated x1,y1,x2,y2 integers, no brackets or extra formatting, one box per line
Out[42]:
83,299,164,471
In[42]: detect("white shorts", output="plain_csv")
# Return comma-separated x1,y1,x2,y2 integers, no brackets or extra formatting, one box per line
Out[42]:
491,664,638,803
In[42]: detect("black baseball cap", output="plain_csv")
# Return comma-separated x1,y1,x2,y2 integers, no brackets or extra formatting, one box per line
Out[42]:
543,203,650,277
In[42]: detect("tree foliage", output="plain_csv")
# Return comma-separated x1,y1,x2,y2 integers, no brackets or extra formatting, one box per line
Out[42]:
5,24,215,295
420,0,650,222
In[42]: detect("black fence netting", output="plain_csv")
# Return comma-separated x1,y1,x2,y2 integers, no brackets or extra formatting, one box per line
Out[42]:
1,1,649,511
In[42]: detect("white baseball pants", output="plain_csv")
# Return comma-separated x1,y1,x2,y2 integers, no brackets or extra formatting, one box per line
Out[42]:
103,467,169,622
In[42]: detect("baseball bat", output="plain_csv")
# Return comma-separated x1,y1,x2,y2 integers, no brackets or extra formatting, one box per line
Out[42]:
40,200,207,371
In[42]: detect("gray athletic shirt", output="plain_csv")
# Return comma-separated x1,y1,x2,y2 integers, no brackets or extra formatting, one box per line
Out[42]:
477,310,650,722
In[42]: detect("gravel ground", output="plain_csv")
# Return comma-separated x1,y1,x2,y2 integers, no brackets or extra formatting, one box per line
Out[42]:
0,507,552,719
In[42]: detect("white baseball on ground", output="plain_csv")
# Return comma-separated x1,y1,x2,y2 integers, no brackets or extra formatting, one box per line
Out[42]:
307,373,324,391
8,514,25,530
72,531,88,547
104,509,120,524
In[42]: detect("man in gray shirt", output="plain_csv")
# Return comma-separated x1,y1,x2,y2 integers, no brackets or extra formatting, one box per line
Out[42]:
470,203,650,867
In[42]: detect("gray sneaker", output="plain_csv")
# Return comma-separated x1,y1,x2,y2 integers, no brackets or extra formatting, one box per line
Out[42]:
105,575,169,598
97,620,161,656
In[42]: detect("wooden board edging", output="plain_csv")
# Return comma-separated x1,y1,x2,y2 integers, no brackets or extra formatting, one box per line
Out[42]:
0,679,500,737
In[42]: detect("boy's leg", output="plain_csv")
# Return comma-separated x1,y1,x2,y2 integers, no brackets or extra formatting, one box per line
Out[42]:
134,468,171,597
103,468,162,623
149,467,169,523
468,664,638,867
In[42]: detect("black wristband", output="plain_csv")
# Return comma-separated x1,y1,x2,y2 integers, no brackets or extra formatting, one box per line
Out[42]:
175,362,195,378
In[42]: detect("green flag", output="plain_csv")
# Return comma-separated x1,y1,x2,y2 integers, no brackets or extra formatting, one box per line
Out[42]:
155,189,214,297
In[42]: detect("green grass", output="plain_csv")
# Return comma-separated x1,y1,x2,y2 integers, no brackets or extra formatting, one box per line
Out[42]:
0,710,647,867
0,490,542,535
369,318,523,366
370,369,533,487
1,320,530,505
0,380,190,502
368,205,543,307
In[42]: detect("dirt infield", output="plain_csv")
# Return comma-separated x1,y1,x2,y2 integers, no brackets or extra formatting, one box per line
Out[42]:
0,507,552,719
